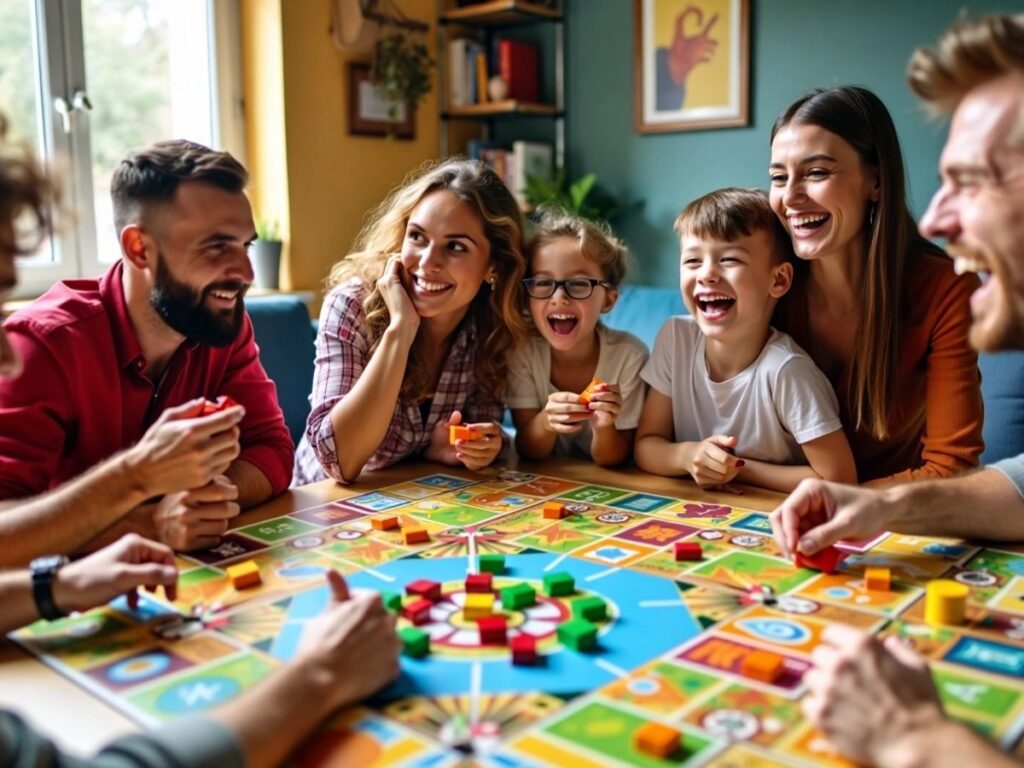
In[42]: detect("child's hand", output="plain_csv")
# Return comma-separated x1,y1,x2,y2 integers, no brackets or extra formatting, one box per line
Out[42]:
587,382,622,429
543,392,589,434
685,435,744,488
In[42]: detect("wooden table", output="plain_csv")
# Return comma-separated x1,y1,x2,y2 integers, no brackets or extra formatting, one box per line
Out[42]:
0,458,779,756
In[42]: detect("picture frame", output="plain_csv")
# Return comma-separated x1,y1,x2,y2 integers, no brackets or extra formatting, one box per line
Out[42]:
347,61,416,139
633,0,750,133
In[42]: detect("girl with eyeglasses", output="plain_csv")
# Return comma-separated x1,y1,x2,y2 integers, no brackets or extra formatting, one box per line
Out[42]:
507,209,648,466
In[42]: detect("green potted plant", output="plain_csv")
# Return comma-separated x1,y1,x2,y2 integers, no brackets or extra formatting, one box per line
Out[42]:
371,32,434,120
252,219,282,290
524,170,634,225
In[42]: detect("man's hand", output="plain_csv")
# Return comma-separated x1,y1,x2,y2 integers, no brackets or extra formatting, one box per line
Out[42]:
684,435,742,488
151,475,240,551
802,624,946,766
770,479,890,559
52,533,178,613
296,570,401,710
125,398,244,497
586,382,622,430
542,392,589,434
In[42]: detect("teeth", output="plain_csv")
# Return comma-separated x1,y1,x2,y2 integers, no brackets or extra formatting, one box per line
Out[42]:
549,314,576,320
953,256,987,276
414,275,449,291
696,293,732,302
211,291,236,300
792,213,828,226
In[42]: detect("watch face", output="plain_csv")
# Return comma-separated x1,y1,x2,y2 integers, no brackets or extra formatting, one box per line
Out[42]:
31,555,69,571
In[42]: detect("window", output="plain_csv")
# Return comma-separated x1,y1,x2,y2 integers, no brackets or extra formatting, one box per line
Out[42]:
0,0,244,297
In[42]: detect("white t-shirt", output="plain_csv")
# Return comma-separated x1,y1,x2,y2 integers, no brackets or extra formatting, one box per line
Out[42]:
641,316,842,465
507,325,649,458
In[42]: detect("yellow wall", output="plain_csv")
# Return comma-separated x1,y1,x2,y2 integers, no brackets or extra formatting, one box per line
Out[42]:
241,0,440,299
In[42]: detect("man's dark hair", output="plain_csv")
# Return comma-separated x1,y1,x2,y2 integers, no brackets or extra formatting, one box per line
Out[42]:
111,140,248,232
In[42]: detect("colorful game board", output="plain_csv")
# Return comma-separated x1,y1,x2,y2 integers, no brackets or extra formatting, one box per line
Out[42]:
12,470,1024,766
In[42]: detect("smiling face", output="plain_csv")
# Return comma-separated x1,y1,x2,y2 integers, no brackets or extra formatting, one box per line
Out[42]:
769,123,879,264
919,75,1024,353
400,189,493,329
527,236,616,352
679,228,792,342
146,181,256,347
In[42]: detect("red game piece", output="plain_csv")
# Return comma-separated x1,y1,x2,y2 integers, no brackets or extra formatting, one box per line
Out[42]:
510,633,538,665
795,546,844,574
465,573,493,593
406,579,442,602
477,616,508,644
402,598,433,625
201,395,239,415
674,541,702,561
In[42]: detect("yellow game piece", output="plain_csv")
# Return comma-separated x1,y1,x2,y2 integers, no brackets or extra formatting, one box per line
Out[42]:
449,425,480,444
543,501,568,519
463,593,495,620
925,579,969,626
579,377,604,405
865,566,891,591
226,560,261,590
633,721,681,758
740,649,785,683
402,527,430,545
371,515,399,531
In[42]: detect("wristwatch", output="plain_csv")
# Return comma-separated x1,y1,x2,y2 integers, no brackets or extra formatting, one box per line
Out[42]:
29,554,69,621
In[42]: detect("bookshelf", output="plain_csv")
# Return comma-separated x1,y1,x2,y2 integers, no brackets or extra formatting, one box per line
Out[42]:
437,0,565,175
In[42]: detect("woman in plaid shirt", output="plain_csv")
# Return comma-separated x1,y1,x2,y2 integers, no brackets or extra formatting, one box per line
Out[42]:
294,159,529,485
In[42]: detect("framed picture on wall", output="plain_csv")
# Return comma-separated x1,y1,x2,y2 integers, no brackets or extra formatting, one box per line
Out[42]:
347,61,415,139
634,0,749,133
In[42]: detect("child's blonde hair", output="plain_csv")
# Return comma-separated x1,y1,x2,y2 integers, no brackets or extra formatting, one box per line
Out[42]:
674,187,793,265
528,207,629,284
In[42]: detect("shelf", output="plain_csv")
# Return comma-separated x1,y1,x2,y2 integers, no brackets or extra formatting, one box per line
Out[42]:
441,1,562,27
444,100,561,117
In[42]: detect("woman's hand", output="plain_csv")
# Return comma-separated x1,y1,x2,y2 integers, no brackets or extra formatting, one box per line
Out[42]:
378,256,420,344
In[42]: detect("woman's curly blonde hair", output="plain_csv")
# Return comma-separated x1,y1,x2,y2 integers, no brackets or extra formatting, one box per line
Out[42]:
328,158,529,404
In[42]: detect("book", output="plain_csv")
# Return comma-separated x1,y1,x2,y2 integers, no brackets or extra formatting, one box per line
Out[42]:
511,141,553,204
475,48,489,103
448,38,470,108
499,39,540,103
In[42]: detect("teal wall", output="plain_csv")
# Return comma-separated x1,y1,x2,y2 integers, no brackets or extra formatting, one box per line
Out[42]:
565,1,1023,287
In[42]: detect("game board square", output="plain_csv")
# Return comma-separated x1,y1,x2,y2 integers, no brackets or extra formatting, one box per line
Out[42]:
412,474,476,490
339,492,409,513
614,519,698,546
188,533,268,564
291,502,367,527
608,493,676,514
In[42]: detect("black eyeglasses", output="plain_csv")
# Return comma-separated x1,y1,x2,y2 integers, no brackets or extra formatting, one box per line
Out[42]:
522,277,613,300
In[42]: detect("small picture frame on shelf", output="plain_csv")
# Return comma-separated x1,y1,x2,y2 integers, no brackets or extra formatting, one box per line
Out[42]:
347,61,415,139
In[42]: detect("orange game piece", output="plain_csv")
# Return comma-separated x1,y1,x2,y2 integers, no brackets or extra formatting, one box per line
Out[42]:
371,516,399,531
542,501,568,519
633,721,681,758
579,377,604,405
740,649,785,683
402,527,430,545
865,566,891,591
449,425,481,444
226,560,261,590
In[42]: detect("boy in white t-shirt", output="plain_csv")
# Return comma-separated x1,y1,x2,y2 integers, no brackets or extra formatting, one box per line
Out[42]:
507,209,648,466
636,188,856,492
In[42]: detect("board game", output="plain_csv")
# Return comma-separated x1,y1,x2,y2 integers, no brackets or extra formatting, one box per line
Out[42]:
12,469,1024,767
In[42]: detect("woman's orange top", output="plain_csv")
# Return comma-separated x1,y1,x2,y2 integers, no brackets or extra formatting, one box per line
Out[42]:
777,250,984,484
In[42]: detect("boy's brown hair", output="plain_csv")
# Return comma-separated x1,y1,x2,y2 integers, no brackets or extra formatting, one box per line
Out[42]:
674,187,792,265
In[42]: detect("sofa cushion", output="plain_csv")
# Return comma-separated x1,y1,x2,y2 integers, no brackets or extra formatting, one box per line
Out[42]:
980,351,1024,464
603,285,686,350
246,295,315,445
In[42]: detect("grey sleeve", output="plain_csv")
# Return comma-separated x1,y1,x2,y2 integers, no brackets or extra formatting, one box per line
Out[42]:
1,711,244,768
990,454,1024,500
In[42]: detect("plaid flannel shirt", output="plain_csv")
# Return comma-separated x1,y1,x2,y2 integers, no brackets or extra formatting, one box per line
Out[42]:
293,281,504,484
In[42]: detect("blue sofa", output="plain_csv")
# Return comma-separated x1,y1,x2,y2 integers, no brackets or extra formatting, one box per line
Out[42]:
247,286,1024,465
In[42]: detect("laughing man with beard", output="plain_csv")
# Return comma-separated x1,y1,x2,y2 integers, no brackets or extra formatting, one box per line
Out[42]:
0,140,294,553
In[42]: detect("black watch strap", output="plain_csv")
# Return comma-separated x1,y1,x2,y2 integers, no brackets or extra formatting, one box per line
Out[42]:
30,556,68,621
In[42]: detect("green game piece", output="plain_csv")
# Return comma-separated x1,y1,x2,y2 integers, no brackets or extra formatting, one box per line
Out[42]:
558,618,598,651
500,583,536,610
398,626,429,658
381,591,402,612
543,571,575,597
479,553,505,574
572,596,607,622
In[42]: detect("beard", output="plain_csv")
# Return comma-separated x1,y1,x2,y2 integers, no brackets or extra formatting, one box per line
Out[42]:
150,255,247,348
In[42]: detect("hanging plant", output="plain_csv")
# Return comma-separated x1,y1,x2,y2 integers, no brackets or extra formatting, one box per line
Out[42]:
371,33,435,119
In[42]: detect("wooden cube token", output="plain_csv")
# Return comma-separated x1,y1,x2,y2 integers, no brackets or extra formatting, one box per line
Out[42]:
510,633,538,665
406,579,442,602
572,596,607,622
542,571,574,597
449,425,480,444
794,545,844,574
201,395,239,415
465,573,493,593
371,515,399,531
557,619,597,651
402,598,434,626
579,377,604,405
674,541,702,561
477,616,507,644
543,501,568,519
864,566,891,591
398,626,430,658
633,722,681,759
500,582,536,610
226,560,261,590
478,553,505,574
464,593,495,620
402,527,430,545
740,649,785,683
381,591,403,612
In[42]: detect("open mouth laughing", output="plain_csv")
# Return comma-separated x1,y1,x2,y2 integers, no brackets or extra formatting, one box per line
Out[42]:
788,212,830,234
547,313,579,335
694,292,736,320
412,273,453,295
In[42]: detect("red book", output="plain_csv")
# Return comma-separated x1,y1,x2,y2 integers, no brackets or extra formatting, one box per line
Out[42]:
499,39,539,103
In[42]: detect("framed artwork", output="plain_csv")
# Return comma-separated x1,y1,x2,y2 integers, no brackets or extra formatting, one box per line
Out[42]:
633,0,750,133
347,61,415,139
